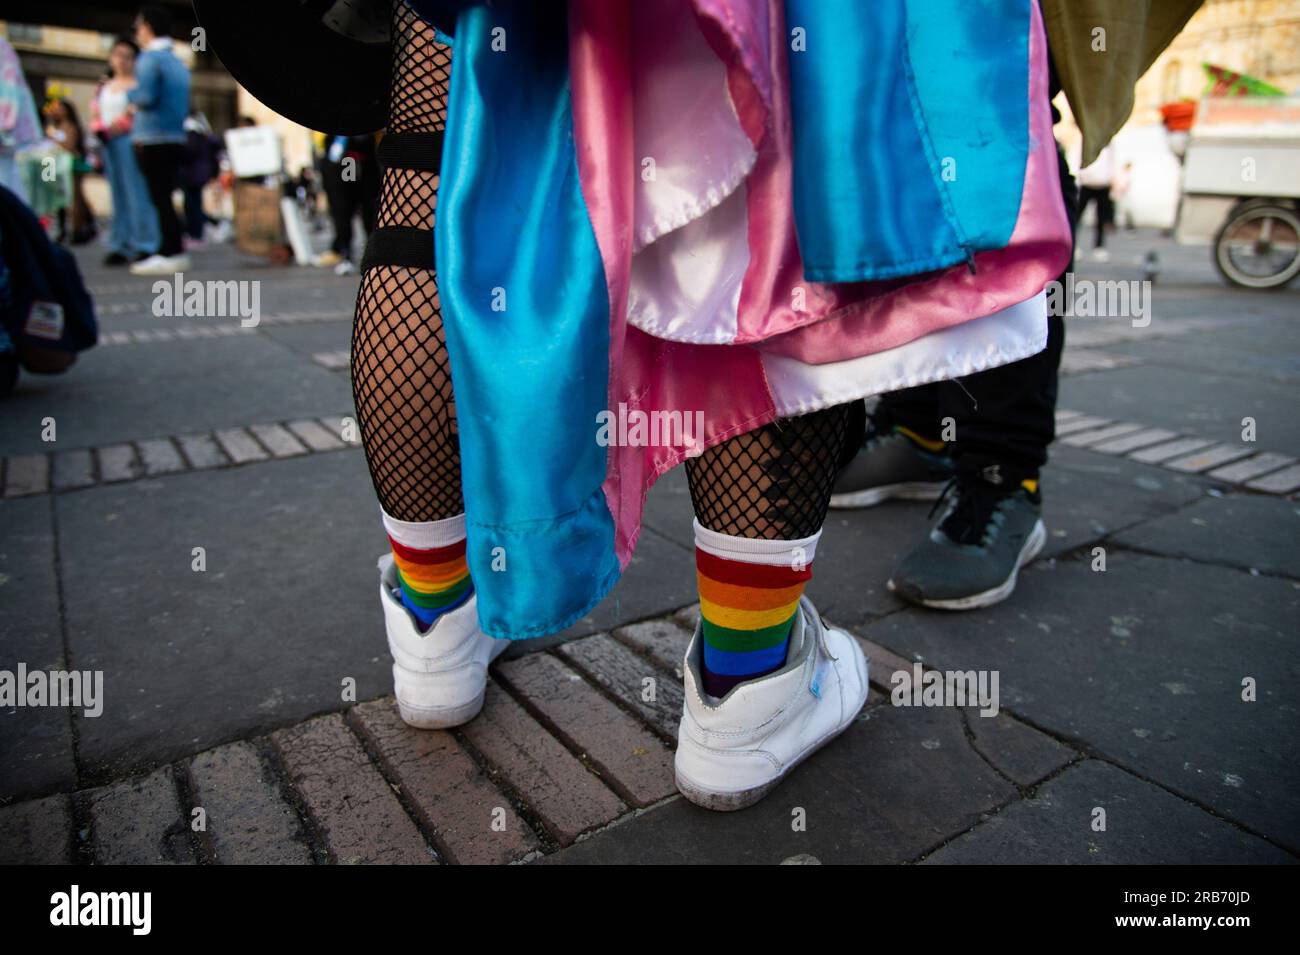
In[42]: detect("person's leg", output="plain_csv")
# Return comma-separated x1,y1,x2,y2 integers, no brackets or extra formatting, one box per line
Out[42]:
935,317,1064,483
134,145,165,253
678,403,870,809
117,137,161,256
353,4,460,597
1096,189,1113,249
350,1,503,729
70,173,96,242
888,144,1078,610
339,181,363,261
102,140,133,259
1092,190,1105,249
359,153,381,239
1078,186,1103,251
686,405,852,696
829,382,954,509
183,184,206,240
135,143,185,257
936,142,1076,484
322,162,350,257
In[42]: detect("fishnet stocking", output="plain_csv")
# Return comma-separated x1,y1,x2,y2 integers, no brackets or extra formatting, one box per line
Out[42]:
351,1,461,521
686,404,855,540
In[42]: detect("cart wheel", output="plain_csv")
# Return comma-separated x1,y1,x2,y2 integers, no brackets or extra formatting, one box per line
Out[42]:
1213,203,1300,290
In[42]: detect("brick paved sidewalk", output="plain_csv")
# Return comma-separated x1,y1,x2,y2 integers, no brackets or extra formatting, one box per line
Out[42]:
0,605,886,864
3,595,1292,865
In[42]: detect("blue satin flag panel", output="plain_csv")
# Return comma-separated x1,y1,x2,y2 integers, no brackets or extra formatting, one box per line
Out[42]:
435,1,620,638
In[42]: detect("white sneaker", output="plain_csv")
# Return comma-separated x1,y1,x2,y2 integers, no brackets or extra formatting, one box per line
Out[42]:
377,553,510,729
167,253,192,271
675,596,869,811
129,253,176,276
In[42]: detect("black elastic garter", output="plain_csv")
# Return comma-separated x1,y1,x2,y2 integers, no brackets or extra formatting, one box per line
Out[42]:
360,226,435,273
377,131,444,172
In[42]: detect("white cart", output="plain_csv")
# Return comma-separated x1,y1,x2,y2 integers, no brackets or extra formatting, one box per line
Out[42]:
1175,96,1300,289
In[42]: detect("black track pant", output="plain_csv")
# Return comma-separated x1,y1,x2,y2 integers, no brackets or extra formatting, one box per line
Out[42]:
873,144,1078,481
134,142,186,257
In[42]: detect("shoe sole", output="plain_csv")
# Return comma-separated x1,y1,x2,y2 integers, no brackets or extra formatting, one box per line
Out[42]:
392,639,510,730
674,643,870,812
828,480,946,510
395,682,489,729
888,518,1048,611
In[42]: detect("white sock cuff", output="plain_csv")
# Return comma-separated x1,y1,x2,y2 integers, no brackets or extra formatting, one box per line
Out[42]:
381,510,466,550
692,518,822,567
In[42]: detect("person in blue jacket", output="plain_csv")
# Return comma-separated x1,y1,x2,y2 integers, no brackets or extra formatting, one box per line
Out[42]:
126,5,192,276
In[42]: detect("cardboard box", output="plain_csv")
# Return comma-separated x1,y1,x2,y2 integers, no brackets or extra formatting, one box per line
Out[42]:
234,181,284,257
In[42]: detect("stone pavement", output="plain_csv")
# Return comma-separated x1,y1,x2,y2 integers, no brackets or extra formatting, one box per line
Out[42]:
1,230,1297,864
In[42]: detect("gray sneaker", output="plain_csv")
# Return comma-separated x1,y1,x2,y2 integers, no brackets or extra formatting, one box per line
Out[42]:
830,427,954,509
888,473,1046,610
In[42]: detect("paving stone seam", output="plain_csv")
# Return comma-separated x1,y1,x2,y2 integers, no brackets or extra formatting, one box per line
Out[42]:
554,641,681,748
94,312,350,339
550,793,685,860
865,543,1300,836
171,760,210,865
491,658,675,814
79,763,197,865
907,755,1089,864
637,522,696,558
1,415,361,499
1103,538,1300,584
445,717,567,857
47,492,86,798
952,704,1300,860
267,724,379,865
340,708,453,865
606,618,692,670
1038,507,1300,584
68,789,95,865
956,707,1026,792
250,736,330,865
923,751,1300,864
1055,407,1297,494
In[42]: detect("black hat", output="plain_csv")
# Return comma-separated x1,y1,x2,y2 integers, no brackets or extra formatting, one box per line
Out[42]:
192,0,393,134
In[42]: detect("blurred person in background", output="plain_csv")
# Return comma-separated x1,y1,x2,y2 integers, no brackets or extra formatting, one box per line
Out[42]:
42,94,98,246
1076,143,1116,262
128,4,193,275
1111,160,1136,233
180,110,222,248
91,36,161,266
316,132,379,276
0,37,42,205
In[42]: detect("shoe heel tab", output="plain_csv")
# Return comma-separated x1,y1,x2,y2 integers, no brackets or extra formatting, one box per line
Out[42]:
797,596,838,661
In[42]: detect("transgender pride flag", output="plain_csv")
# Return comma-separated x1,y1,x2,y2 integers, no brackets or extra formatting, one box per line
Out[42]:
414,0,1071,638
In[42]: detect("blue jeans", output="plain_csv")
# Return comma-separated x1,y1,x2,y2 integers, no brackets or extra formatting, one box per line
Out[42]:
102,134,160,256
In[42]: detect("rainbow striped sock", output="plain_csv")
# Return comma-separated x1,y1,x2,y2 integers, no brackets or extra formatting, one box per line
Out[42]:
693,520,820,699
382,511,473,631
